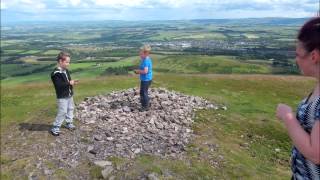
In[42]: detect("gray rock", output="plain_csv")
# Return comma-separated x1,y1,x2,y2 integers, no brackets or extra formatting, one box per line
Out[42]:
101,166,113,179
44,169,53,175
147,173,159,180
133,148,141,154
221,106,227,110
122,106,131,112
74,88,220,158
94,135,103,141
155,122,164,129
94,160,112,168
88,146,98,154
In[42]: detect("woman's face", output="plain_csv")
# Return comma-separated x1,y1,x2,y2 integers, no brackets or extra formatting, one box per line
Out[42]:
296,42,314,76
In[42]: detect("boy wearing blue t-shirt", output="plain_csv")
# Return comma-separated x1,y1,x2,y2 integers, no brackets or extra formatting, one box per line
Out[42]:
135,45,153,111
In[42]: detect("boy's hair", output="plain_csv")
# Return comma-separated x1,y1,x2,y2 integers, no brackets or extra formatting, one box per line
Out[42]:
56,51,70,62
298,17,320,52
140,44,151,52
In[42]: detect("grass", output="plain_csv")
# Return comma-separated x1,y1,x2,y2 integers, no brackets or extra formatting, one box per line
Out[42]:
1,64,54,80
1,76,137,127
153,55,271,74
42,50,61,56
59,32,101,40
1,73,315,179
20,50,41,55
0,40,26,47
0,55,167,84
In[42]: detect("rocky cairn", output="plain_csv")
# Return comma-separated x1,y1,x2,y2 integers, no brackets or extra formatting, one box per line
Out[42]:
75,87,220,159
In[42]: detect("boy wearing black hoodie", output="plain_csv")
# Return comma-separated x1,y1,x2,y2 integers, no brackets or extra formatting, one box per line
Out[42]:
50,52,78,136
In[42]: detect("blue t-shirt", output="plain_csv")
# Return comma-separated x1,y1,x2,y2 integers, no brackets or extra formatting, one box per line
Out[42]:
139,56,152,81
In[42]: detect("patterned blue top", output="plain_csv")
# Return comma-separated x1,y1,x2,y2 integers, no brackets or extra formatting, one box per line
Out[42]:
292,94,320,180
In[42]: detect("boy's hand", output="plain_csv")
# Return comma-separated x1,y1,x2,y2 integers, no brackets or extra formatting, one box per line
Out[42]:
69,80,79,85
134,70,140,74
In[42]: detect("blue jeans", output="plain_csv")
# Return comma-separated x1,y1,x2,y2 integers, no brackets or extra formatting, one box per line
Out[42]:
140,80,152,108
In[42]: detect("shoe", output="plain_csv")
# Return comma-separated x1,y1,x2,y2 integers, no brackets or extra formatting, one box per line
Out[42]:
65,123,75,130
139,106,149,112
50,126,60,136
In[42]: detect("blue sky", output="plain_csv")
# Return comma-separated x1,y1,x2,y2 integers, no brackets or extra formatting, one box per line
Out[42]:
1,0,318,22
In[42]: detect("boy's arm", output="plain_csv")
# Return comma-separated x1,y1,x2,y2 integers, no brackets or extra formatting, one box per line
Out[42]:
135,67,148,74
135,60,149,74
51,73,71,88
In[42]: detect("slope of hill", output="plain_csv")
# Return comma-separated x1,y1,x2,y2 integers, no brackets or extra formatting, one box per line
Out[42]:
1,74,315,179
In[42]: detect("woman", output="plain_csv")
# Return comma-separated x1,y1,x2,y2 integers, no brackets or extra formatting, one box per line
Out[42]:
276,17,320,179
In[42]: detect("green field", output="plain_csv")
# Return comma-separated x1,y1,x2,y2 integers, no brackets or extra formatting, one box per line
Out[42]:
42,50,61,55
1,55,275,85
153,55,271,74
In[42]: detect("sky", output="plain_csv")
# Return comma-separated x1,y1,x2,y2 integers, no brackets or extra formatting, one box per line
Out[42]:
1,0,319,22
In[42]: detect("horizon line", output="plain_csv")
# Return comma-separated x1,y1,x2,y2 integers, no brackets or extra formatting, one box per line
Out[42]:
1,17,311,23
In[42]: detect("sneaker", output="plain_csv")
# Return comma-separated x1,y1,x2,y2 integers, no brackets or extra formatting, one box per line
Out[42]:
65,123,75,130
139,106,149,112
50,126,60,136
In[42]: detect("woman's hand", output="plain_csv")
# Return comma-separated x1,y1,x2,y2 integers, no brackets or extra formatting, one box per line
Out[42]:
276,103,294,122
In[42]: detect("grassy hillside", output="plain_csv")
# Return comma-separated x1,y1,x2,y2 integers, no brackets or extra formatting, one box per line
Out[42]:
153,55,272,74
1,74,315,179
1,54,275,85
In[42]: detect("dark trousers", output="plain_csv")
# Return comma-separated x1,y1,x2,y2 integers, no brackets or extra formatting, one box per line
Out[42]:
140,80,152,107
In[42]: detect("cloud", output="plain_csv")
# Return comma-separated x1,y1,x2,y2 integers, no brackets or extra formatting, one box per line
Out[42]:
1,0,318,22
1,2,7,9
2,0,47,11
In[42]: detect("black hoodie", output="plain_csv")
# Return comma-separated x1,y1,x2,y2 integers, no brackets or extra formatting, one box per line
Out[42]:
51,67,74,99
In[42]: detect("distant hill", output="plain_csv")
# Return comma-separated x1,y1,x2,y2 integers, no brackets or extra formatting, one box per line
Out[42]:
190,17,308,26
2,18,308,27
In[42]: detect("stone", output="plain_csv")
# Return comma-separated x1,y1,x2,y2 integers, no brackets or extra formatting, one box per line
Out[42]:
106,137,114,141
155,122,164,129
94,160,112,168
88,146,98,154
122,106,131,112
74,88,221,159
221,106,227,110
148,173,159,180
105,132,112,137
101,166,113,179
44,169,53,175
94,135,103,141
133,148,141,154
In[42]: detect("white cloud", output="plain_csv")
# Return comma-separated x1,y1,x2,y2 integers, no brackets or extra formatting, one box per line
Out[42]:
1,0,47,10
1,0,317,21
69,0,82,6
2,0,316,10
93,0,146,8
1,2,7,9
